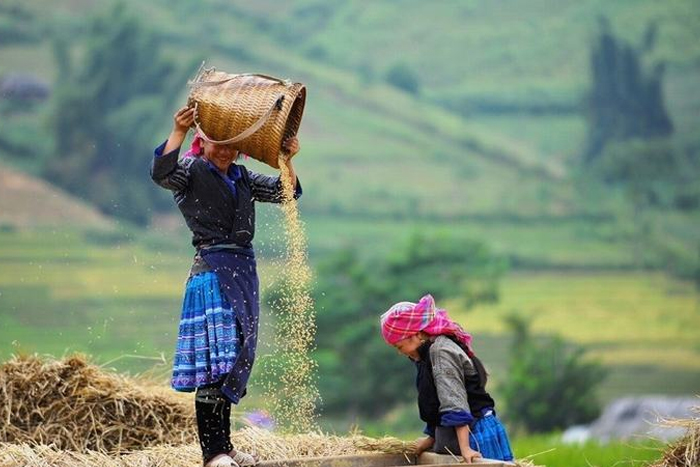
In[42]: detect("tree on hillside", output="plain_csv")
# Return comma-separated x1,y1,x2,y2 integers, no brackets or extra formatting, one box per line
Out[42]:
306,233,506,417
386,62,420,95
46,2,197,224
501,315,607,433
583,18,673,163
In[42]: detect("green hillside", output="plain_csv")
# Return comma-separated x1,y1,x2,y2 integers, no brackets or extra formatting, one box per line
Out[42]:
1,0,699,271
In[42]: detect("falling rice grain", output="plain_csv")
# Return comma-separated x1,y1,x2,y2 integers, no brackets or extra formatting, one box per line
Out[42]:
261,154,319,432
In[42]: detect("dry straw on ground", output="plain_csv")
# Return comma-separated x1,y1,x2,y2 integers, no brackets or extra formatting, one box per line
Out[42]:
0,354,196,452
0,431,417,467
0,355,417,462
0,355,544,467
0,438,539,467
650,405,700,467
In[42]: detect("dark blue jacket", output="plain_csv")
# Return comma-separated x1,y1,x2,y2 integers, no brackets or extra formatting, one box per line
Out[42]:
151,141,301,249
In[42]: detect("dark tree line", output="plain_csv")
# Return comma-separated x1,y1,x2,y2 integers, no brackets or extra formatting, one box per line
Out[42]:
584,18,673,162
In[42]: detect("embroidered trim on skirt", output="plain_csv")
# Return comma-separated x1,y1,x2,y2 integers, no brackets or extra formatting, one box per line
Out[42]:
171,271,241,391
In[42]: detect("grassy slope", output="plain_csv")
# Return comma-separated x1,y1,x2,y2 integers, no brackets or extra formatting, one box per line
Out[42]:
1,0,698,268
234,0,700,148
239,0,700,98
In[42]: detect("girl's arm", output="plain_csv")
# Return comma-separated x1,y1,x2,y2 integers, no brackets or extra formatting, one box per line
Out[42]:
430,340,482,461
455,425,482,463
415,435,435,456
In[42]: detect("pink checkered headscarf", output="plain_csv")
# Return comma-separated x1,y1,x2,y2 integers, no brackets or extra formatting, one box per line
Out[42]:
183,132,249,160
380,294,473,351
183,132,203,158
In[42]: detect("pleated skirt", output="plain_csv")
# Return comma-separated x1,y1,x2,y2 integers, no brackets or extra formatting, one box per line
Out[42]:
171,271,241,391
468,414,514,461
434,413,514,461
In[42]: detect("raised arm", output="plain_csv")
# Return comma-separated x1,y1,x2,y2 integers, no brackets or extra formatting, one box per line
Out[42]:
164,106,194,154
151,106,195,192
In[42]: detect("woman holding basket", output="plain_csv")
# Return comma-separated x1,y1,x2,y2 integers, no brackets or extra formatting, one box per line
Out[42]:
151,106,301,467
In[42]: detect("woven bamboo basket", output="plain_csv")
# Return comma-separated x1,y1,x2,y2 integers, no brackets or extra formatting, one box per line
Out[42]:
187,64,306,169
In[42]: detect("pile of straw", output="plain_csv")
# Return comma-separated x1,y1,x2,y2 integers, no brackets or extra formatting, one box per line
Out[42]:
0,428,420,467
0,431,537,467
233,427,417,459
0,354,196,452
651,406,700,467
0,354,420,461
0,355,541,467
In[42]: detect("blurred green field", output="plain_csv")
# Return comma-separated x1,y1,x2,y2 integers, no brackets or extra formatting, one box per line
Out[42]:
0,228,187,369
511,434,663,467
445,271,700,402
258,212,697,271
2,227,698,404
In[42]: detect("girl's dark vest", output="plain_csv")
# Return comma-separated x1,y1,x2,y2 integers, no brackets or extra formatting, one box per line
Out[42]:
415,337,495,426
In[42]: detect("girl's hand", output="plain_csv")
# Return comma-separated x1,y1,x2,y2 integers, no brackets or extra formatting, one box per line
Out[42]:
461,448,482,464
282,136,300,158
173,106,195,135
414,436,435,456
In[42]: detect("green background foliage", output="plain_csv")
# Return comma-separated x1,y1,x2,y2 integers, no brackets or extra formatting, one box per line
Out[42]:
501,315,607,433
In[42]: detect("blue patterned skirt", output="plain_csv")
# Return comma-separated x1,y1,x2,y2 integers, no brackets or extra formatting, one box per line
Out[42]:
434,412,514,461
171,271,241,391
468,413,514,461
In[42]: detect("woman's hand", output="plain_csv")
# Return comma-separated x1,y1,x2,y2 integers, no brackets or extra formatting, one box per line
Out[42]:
282,136,300,158
173,106,195,135
414,436,435,456
461,447,482,464
163,106,195,155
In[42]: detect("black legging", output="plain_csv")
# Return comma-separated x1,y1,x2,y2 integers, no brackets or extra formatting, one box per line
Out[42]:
195,378,233,463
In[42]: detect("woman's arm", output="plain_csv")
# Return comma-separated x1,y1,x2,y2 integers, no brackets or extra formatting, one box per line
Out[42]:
164,106,194,154
151,106,195,191
248,136,302,203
